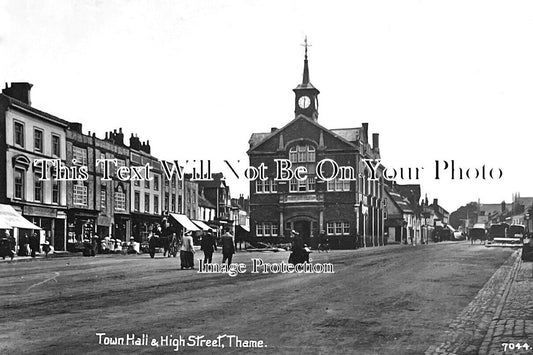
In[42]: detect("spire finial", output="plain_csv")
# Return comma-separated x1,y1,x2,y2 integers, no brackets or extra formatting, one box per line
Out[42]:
300,36,312,85
301,35,311,60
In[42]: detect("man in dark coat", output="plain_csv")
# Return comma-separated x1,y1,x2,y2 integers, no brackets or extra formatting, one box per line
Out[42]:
0,231,14,260
18,233,29,256
200,232,217,263
148,232,159,259
221,231,235,266
29,232,40,258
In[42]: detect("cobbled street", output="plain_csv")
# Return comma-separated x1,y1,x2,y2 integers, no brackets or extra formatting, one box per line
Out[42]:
0,242,516,354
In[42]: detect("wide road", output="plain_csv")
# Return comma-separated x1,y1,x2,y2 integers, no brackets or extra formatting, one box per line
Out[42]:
0,242,513,354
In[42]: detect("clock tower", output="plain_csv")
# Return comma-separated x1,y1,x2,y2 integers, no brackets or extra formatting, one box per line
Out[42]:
293,37,320,121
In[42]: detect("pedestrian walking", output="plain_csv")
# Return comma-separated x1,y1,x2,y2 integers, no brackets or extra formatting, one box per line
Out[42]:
18,233,29,256
288,230,309,264
0,231,15,260
29,232,40,258
200,232,217,263
41,238,52,258
180,231,195,269
220,231,235,266
7,232,15,260
148,232,158,258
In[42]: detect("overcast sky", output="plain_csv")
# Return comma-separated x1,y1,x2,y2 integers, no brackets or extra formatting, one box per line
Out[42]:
2,0,533,212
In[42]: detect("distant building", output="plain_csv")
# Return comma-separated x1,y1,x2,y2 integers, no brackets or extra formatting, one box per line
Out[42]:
197,172,232,226
383,186,415,244
231,195,250,243
128,134,162,243
198,190,216,223
161,160,183,215
183,174,198,220
430,198,449,226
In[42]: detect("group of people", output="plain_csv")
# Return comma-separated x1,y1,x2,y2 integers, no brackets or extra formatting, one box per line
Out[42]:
16,232,42,257
0,231,51,260
179,230,236,269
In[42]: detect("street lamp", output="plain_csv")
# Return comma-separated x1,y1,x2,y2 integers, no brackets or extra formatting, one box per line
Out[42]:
421,206,431,244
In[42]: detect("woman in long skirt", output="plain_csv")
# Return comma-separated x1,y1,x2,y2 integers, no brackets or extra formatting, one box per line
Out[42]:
180,232,195,269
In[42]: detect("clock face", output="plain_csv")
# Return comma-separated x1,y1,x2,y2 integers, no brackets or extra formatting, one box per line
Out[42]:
298,96,311,109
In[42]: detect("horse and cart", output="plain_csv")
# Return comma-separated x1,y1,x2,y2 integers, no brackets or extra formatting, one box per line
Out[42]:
469,224,488,244
147,232,180,258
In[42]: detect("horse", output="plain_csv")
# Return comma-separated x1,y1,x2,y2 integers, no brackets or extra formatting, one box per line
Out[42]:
162,234,179,257
469,228,487,245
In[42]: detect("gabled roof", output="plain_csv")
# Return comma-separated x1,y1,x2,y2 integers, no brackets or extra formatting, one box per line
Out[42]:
198,194,216,209
385,187,414,214
248,115,359,153
330,128,361,143
479,203,504,214
196,173,227,189
249,132,271,148
394,184,421,212
431,205,449,219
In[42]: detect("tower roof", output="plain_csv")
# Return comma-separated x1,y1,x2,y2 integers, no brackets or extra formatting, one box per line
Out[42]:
295,36,317,90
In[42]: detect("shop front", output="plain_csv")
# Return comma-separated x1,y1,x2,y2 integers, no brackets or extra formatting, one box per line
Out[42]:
97,214,113,239
66,209,99,251
131,212,162,243
21,205,67,251
113,213,130,243
0,204,42,253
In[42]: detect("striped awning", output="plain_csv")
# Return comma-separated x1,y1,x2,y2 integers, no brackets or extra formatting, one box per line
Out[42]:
169,213,200,231
192,220,212,231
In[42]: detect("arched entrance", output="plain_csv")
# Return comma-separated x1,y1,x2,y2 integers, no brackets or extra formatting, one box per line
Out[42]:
289,216,317,246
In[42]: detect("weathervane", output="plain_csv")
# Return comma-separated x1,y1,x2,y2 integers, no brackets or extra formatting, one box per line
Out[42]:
301,36,311,60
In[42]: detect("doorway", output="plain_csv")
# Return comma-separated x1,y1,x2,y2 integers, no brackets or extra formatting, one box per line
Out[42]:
293,220,312,245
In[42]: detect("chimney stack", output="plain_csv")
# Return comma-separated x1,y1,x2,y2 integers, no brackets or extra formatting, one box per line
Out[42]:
2,82,33,105
68,122,83,133
372,133,379,151
145,140,151,154
116,127,124,145
129,134,141,150
362,123,369,143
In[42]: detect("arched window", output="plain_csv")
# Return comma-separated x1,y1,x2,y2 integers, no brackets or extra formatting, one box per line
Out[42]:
287,144,317,192
13,155,31,200
289,145,315,163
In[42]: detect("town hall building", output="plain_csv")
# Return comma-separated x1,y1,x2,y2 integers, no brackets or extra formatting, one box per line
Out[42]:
247,43,385,249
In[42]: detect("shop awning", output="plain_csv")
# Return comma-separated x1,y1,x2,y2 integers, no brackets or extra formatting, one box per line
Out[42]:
0,204,41,230
0,219,12,229
169,213,200,231
192,220,212,231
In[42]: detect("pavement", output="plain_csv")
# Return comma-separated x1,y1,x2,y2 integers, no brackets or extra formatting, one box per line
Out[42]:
426,249,533,355
0,251,78,262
